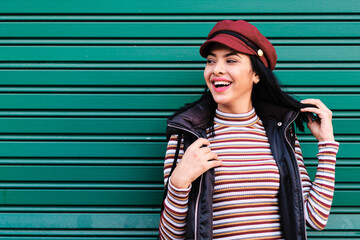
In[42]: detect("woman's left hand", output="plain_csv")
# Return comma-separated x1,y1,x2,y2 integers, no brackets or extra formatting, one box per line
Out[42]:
300,99,335,142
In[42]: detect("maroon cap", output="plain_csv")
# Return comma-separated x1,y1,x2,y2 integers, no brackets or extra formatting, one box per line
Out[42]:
200,20,277,70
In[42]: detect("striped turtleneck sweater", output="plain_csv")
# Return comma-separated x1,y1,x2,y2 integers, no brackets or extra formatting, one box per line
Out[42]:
159,108,339,240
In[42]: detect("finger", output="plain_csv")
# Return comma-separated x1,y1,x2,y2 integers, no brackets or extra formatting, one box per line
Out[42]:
301,99,330,112
301,108,325,121
197,146,212,155
189,138,210,149
206,158,223,169
301,107,322,115
202,151,218,161
301,99,324,109
301,107,331,119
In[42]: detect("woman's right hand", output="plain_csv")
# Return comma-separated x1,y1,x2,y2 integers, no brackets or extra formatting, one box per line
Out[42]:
170,138,222,189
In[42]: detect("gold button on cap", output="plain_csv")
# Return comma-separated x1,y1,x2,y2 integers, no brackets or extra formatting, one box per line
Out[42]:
257,49,264,57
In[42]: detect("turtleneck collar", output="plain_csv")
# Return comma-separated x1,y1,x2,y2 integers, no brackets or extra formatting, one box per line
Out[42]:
214,108,260,127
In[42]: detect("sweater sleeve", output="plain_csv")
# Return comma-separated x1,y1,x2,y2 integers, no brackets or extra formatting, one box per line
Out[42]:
294,136,340,230
159,134,191,239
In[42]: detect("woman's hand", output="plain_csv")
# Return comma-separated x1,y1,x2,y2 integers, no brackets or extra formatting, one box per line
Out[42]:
170,138,222,189
300,99,335,142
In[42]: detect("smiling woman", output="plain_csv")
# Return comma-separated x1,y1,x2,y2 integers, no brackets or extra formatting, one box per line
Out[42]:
159,20,339,240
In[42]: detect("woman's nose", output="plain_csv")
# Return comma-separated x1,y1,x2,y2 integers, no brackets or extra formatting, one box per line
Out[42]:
213,62,225,75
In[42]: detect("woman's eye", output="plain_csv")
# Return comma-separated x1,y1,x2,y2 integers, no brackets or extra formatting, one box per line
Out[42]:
227,59,237,63
206,59,215,64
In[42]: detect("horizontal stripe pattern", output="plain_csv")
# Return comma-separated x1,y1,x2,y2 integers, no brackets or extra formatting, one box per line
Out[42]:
160,179,191,239
301,141,339,230
211,109,282,239
160,108,339,239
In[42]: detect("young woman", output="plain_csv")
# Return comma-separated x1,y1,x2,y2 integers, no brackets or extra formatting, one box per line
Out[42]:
159,20,339,240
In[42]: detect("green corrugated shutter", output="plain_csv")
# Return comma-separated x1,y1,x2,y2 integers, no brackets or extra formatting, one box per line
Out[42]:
0,1,359,239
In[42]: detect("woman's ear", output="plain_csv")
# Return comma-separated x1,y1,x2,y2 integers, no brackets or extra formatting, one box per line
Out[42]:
253,74,260,84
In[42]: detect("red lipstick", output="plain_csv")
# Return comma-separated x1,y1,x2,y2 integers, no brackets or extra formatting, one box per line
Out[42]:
211,78,232,93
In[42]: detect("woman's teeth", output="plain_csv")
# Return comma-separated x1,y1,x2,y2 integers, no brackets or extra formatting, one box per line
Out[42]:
214,81,231,88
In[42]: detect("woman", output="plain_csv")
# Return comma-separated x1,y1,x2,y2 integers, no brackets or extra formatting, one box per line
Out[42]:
159,20,339,240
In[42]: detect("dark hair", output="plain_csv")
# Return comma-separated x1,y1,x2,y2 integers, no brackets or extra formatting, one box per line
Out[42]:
249,55,309,131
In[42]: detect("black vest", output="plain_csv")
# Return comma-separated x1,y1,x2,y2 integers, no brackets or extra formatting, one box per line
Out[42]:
165,93,307,240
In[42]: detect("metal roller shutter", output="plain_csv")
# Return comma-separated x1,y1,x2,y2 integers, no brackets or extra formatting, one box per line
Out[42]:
0,0,359,239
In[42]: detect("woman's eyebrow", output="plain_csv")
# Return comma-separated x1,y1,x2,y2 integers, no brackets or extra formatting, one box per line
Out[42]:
208,52,241,57
225,52,241,58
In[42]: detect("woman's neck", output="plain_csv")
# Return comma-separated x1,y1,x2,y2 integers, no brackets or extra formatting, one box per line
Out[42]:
217,100,253,114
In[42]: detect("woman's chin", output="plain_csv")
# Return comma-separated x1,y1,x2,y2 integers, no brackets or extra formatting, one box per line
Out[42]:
212,96,231,106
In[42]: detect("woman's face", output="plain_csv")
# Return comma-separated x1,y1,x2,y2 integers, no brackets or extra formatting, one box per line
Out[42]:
204,45,259,113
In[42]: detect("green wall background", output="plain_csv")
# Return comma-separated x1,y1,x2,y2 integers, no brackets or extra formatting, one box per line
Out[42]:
0,0,359,239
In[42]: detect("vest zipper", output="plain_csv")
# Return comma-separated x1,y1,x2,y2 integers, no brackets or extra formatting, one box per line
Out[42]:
194,174,203,240
167,123,202,239
283,111,307,240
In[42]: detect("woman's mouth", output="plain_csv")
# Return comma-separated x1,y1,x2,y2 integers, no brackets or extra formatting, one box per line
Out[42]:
212,80,232,92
